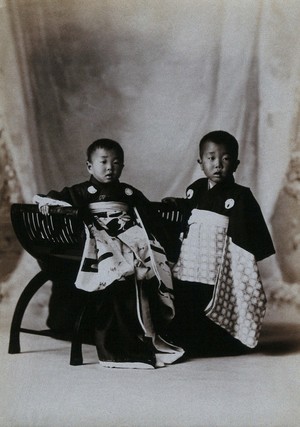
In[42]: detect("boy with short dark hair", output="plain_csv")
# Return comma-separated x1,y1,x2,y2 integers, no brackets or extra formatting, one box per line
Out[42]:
34,138,184,369
163,130,275,355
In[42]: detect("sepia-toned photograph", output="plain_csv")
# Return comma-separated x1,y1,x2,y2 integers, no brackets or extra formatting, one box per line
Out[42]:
1,1,300,426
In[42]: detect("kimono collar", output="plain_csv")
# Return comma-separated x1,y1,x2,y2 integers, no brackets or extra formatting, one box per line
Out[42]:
89,175,120,190
208,176,235,191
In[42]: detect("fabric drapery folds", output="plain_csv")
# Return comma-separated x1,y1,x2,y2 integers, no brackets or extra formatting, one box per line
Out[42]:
205,236,266,348
75,202,173,295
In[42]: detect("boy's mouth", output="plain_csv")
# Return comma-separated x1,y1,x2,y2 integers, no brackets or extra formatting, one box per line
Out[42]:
212,173,225,181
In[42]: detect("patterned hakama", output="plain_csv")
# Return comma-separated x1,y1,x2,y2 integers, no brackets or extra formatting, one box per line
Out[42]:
75,201,184,367
173,209,266,348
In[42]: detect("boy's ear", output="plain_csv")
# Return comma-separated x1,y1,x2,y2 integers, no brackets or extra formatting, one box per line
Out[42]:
233,159,240,172
86,160,92,174
197,158,203,169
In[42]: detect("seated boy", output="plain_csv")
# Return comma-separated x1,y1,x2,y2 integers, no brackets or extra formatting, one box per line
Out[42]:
163,130,275,355
34,138,184,368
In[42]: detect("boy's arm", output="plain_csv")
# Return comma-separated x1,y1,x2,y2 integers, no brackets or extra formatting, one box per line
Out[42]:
33,182,93,214
32,184,81,215
228,188,275,261
161,179,203,213
33,194,72,215
161,196,177,205
161,186,195,226
161,196,190,211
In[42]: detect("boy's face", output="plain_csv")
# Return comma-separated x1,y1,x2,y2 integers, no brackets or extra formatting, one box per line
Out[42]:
86,148,124,184
198,141,239,187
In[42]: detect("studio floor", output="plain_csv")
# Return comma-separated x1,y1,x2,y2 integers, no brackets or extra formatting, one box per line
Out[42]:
1,288,300,427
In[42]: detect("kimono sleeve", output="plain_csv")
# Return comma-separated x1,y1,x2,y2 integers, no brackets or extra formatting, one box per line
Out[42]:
46,187,76,205
227,188,275,261
133,188,180,262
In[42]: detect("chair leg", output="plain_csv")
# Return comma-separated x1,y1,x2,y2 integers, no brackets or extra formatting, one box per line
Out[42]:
70,301,90,366
8,270,50,354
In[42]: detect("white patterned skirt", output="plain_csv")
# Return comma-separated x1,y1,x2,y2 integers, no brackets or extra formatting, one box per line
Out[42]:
75,201,184,366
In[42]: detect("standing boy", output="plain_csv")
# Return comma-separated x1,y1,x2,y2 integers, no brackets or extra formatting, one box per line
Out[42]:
163,131,275,355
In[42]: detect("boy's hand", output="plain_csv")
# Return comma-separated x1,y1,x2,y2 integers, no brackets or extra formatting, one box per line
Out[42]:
33,195,72,215
39,203,50,215
162,197,178,206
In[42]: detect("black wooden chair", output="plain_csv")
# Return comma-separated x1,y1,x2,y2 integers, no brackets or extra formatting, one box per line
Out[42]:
8,202,183,365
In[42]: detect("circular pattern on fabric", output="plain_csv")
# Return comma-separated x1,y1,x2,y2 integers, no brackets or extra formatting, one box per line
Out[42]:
88,186,97,194
173,218,227,284
186,189,194,199
204,239,267,348
225,198,235,209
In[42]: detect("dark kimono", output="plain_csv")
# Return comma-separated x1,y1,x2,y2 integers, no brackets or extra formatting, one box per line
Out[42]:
34,176,183,368
169,177,275,352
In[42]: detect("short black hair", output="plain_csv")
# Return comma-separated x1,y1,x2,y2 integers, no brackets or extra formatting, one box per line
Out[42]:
199,131,239,160
87,139,124,163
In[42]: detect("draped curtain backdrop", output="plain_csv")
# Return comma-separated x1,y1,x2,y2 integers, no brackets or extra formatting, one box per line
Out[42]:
2,0,300,306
